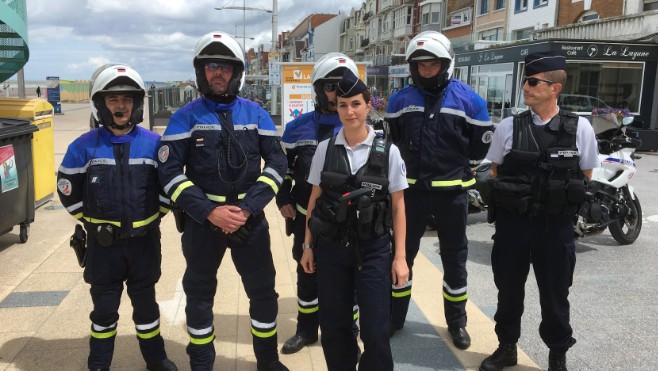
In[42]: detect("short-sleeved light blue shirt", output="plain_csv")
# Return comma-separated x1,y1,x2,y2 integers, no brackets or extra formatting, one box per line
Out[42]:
486,109,599,170
308,126,409,193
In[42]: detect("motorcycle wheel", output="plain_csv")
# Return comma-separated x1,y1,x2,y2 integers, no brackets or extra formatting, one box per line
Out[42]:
608,190,642,245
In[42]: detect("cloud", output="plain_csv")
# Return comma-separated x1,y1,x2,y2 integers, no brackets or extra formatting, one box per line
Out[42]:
21,0,364,81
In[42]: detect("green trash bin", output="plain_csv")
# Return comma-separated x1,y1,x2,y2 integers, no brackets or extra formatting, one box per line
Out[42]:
0,118,38,243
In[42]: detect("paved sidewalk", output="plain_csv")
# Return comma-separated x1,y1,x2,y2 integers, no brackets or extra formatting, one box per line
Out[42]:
0,102,541,370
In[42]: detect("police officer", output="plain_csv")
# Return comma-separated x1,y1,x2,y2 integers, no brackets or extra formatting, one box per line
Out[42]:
385,31,493,348
300,68,409,371
480,51,598,371
277,53,361,354
157,32,288,371
57,64,177,371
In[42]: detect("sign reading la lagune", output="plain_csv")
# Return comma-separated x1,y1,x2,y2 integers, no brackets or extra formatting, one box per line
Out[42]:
454,41,657,67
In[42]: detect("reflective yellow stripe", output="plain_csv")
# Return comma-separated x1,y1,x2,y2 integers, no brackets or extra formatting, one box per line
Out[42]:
159,206,170,214
299,306,318,314
251,327,277,338
133,212,160,228
392,289,412,298
257,176,279,194
285,174,293,181
431,178,476,188
73,212,83,220
91,329,117,339
171,181,194,203
189,334,215,345
206,193,247,202
295,203,307,216
443,292,468,302
407,178,417,184
136,328,160,339
353,311,359,321
84,217,121,227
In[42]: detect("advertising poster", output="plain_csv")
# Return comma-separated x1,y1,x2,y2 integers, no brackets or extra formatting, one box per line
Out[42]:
281,63,367,128
0,144,18,193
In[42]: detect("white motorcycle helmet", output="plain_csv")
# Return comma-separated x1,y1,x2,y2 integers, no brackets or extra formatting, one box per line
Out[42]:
311,53,358,111
405,31,455,90
193,31,245,97
90,64,146,128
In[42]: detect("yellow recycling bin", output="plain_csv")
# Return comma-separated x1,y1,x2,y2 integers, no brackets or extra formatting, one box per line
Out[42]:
0,98,55,207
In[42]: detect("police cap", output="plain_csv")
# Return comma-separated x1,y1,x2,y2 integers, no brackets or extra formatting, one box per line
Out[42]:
337,68,367,98
525,51,566,76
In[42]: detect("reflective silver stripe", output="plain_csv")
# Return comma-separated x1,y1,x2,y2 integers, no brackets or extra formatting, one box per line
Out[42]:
66,201,83,213
258,129,279,137
263,167,284,185
352,305,359,312
443,281,467,295
129,158,158,167
162,132,190,141
470,159,482,166
164,174,189,194
282,139,318,149
393,279,413,289
234,124,258,131
385,105,425,119
93,322,117,331
251,319,276,329
58,164,89,175
298,298,318,306
159,195,171,205
440,107,493,127
188,325,213,336
135,319,159,331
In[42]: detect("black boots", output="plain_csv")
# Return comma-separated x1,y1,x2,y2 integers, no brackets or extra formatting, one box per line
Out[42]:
257,360,290,371
479,343,518,371
280,332,318,354
548,349,567,371
147,358,178,371
448,326,471,350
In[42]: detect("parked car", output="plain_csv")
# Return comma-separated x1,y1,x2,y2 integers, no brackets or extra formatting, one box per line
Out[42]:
558,94,610,114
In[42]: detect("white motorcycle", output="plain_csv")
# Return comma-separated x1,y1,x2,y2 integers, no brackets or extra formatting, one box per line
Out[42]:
574,115,642,244
471,115,643,245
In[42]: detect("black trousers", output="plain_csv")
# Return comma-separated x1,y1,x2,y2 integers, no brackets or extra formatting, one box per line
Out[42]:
491,208,577,351
182,215,279,370
316,234,392,371
83,228,166,369
391,189,469,329
291,212,320,337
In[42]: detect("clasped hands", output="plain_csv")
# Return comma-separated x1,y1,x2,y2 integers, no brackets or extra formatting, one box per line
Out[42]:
207,205,250,234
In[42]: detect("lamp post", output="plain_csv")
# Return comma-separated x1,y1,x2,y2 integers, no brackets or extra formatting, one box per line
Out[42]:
215,0,279,115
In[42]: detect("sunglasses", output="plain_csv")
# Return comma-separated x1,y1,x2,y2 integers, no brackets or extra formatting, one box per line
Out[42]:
523,77,555,87
323,83,338,92
204,62,234,73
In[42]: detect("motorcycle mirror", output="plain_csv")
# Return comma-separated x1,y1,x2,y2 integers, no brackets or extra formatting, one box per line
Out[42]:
622,116,634,126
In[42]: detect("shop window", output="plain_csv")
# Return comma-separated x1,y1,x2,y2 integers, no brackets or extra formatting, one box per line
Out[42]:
562,62,643,113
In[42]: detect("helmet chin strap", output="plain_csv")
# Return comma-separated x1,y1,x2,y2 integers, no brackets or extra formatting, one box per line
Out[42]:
106,111,133,131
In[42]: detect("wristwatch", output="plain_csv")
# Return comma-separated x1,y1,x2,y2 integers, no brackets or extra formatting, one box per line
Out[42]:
302,243,313,250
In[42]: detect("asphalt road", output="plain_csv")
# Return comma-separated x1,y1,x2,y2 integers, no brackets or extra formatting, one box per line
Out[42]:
418,150,658,370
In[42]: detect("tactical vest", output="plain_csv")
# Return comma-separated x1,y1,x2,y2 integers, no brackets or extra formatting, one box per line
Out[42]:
308,134,393,241
492,110,586,216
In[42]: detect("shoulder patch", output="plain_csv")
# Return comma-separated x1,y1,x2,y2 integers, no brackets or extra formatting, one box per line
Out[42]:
400,162,407,176
57,179,72,196
482,130,494,144
158,145,170,163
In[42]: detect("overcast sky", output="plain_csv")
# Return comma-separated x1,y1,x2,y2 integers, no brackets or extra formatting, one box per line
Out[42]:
21,0,364,82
